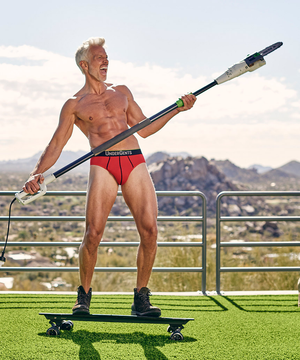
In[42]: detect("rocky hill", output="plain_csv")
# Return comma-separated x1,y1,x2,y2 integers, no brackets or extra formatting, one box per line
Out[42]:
147,155,300,218
148,155,240,216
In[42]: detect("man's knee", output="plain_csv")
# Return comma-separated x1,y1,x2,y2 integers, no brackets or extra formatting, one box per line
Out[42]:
82,225,103,254
140,222,158,242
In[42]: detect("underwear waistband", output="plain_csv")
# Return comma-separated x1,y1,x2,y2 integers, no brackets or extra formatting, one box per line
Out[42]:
94,149,142,157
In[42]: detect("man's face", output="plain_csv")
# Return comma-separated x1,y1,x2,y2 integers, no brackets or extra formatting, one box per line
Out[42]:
85,45,109,82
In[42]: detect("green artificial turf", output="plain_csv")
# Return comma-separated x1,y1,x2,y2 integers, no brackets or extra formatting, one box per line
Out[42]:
1,294,300,359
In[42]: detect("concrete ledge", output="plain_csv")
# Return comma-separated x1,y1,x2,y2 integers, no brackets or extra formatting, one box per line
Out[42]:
206,290,298,296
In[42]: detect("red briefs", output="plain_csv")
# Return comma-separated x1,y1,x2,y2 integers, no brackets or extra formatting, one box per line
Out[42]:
90,149,146,185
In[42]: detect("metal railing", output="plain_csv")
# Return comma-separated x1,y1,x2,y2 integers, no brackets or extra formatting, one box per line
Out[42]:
216,191,300,293
0,190,207,293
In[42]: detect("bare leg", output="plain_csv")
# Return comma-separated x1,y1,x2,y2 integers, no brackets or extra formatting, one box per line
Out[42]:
79,165,118,293
121,163,158,291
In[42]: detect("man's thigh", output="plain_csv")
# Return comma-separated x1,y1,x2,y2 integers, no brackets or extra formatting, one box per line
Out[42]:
121,163,158,228
85,165,119,230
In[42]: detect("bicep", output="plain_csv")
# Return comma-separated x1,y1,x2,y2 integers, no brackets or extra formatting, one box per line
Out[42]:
127,103,147,128
119,86,146,127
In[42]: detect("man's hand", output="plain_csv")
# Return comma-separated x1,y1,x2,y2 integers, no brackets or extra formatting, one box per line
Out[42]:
23,174,44,194
177,94,197,112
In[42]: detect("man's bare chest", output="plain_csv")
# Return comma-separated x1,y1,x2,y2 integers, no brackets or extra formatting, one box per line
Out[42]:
75,91,128,122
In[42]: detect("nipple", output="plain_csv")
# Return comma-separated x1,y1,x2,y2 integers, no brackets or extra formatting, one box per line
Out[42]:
89,116,93,121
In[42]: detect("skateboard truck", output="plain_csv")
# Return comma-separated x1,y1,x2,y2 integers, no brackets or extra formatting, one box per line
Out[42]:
47,319,73,336
167,325,185,341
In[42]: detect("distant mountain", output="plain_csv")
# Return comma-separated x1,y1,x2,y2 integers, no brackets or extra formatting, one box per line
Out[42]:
146,151,191,166
211,158,300,185
260,168,292,181
146,152,169,166
169,151,191,158
276,160,300,177
0,150,89,174
210,159,262,183
248,164,273,174
0,152,42,173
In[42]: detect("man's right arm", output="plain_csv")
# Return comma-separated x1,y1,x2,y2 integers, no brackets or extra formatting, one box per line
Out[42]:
23,99,76,194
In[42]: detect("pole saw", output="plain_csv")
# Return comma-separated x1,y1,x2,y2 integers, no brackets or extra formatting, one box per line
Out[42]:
0,41,283,266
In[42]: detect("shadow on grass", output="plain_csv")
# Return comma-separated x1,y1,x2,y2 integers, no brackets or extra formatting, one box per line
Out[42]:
39,330,197,360
206,296,228,311
3,296,227,312
0,296,227,313
223,296,300,313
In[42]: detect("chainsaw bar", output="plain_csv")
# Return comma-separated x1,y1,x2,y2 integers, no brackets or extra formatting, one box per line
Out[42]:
259,42,283,57
244,42,283,66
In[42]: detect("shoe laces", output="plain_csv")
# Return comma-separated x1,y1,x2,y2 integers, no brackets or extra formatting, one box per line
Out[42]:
78,292,85,303
78,288,90,304
139,289,152,306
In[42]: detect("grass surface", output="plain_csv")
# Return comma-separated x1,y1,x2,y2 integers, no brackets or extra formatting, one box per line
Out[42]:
1,294,300,359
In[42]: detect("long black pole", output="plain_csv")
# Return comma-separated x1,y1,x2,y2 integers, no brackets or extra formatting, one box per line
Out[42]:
54,81,217,178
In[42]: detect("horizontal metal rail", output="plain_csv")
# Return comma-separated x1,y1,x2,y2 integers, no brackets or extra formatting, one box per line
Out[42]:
220,216,300,222
0,241,203,247
220,241,300,247
218,191,300,198
0,190,207,292
0,190,204,197
0,267,203,272
218,266,300,273
216,191,300,293
0,216,202,222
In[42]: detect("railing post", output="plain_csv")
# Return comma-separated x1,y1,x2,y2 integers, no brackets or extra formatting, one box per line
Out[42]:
216,192,222,294
201,193,207,294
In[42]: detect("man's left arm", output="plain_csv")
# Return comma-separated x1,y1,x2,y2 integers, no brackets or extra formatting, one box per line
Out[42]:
120,86,196,138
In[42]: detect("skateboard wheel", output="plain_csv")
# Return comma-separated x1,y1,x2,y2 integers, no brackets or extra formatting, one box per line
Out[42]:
46,325,60,336
61,320,73,331
170,330,184,341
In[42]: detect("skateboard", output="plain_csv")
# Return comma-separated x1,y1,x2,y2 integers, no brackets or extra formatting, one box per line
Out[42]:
40,312,194,341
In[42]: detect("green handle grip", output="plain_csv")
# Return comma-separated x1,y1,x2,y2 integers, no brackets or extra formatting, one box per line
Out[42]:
176,92,193,108
176,98,184,108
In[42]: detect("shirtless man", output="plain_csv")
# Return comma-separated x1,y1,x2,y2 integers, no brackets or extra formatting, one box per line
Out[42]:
23,37,196,317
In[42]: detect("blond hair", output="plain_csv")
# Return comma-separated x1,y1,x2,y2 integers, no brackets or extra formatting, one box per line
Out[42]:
75,37,105,73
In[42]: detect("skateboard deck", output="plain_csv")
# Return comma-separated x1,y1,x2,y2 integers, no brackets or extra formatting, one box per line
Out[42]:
40,312,194,340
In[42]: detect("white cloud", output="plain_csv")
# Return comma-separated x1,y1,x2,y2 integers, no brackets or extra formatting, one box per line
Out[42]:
0,44,299,167
0,46,82,128
292,100,300,109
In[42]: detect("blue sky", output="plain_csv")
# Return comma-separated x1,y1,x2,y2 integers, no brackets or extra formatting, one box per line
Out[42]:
1,0,299,168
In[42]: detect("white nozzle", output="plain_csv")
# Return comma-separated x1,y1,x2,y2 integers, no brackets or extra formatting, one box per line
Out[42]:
0,260,5,267
15,173,56,205
215,59,266,84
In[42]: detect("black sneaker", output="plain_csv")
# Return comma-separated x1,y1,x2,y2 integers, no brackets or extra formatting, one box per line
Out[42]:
131,287,161,317
72,285,92,315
